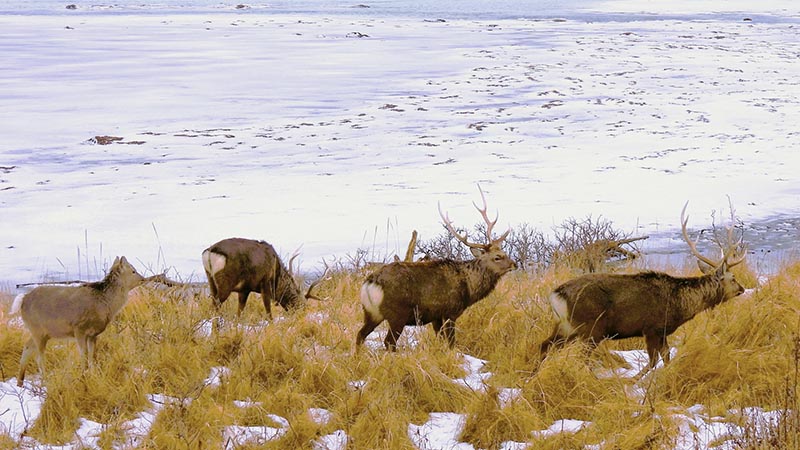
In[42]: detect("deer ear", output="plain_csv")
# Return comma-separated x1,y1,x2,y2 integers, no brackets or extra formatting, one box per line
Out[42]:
714,262,728,278
470,247,485,257
697,259,715,275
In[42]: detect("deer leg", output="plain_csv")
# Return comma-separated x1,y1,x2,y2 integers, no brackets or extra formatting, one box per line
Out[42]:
440,319,457,347
540,323,567,360
28,335,50,384
646,333,671,366
236,290,251,318
87,335,97,367
17,338,37,386
260,289,273,320
75,334,89,369
356,309,381,348
205,272,219,299
431,319,457,346
210,283,231,332
384,318,405,352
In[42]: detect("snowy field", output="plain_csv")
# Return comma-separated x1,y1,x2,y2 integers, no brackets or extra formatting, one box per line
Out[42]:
1,2,799,286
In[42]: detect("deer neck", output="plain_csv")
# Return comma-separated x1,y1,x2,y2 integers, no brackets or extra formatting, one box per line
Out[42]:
676,275,725,321
96,272,134,315
464,260,501,305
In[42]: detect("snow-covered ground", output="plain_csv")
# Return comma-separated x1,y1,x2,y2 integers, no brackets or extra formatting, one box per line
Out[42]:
1,2,799,285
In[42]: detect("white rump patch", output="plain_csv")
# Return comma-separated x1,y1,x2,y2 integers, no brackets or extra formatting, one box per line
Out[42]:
202,250,227,277
549,292,578,336
10,293,25,315
360,282,384,320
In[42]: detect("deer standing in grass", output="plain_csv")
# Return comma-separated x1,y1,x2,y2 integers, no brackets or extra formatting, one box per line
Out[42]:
356,186,517,351
202,238,325,320
12,256,145,386
539,203,747,372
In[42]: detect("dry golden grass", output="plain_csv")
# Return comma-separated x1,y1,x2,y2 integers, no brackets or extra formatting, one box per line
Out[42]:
0,258,798,448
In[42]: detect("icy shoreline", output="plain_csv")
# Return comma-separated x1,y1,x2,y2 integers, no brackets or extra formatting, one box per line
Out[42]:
1,12,799,285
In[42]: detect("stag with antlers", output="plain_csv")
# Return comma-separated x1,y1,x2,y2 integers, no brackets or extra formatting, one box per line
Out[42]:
355,186,517,351
539,202,747,372
202,238,327,321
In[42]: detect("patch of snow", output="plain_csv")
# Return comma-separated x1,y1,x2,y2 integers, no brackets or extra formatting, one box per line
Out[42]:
408,412,474,450
498,388,522,408
233,399,262,409
0,379,44,440
223,424,286,449
500,441,531,450
348,380,367,391
205,366,231,387
314,429,349,450
308,407,333,425
531,419,590,438
114,394,166,449
454,353,491,392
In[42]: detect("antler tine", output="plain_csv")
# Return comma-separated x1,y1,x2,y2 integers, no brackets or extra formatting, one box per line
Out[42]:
723,200,747,268
680,201,720,269
305,258,330,301
438,201,485,250
288,245,302,276
472,184,499,241
474,184,512,246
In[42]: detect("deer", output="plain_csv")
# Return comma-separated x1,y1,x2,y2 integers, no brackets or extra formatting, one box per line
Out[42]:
201,237,326,321
12,256,145,387
355,186,517,351
538,202,747,373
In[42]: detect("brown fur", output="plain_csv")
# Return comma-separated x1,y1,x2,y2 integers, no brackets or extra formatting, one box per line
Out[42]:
202,238,303,319
356,246,516,350
539,266,745,369
16,256,144,386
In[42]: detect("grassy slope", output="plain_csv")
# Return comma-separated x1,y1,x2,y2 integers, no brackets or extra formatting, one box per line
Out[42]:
0,260,798,449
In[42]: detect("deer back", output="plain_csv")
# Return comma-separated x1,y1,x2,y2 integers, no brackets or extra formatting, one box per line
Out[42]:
20,256,144,339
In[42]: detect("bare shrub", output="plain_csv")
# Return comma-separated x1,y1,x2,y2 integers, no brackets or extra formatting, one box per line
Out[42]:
504,222,551,273
417,217,642,273
551,215,646,273
416,224,476,261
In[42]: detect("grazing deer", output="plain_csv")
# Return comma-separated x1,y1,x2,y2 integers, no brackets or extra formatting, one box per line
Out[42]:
539,203,747,372
356,186,517,351
201,238,325,320
12,256,145,386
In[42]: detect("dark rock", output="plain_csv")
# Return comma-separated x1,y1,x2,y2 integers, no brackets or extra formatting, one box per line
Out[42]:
66,4,77,10
90,136,124,145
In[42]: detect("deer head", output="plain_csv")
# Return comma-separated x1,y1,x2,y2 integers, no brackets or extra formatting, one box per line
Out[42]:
681,201,746,299
438,185,515,275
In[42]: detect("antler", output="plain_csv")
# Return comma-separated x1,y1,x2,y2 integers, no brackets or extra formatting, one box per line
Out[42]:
438,185,510,250
473,185,511,247
681,201,746,270
438,202,485,250
305,258,330,301
288,245,302,276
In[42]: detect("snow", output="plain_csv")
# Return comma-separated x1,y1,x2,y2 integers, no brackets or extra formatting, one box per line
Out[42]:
314,429,349,450
531,419,590,438
409,412,473,450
